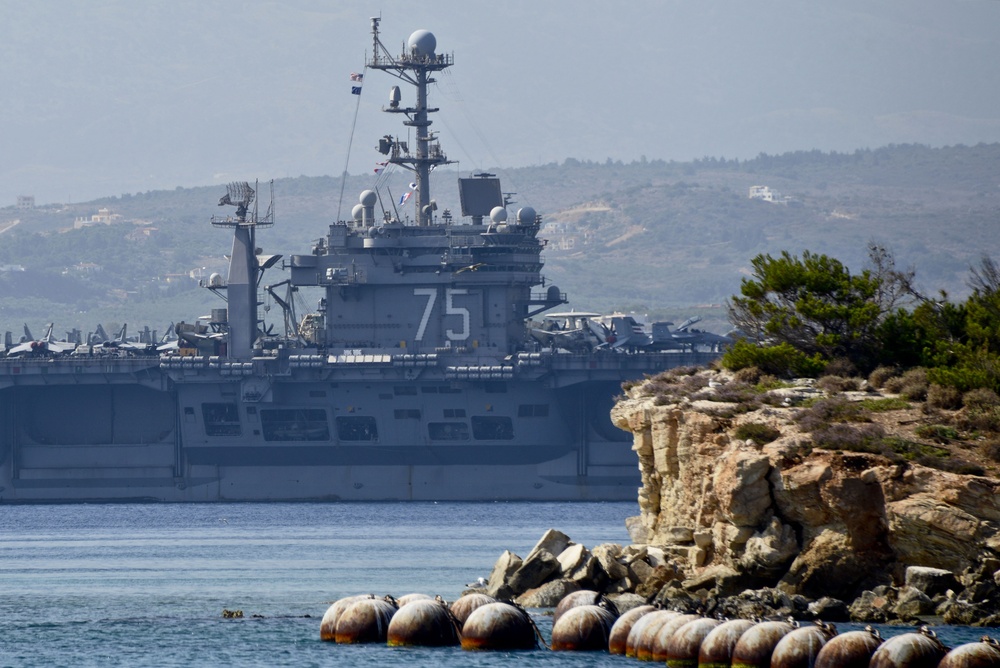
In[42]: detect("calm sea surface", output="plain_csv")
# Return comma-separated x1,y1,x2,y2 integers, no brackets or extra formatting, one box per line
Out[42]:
0,502,990,667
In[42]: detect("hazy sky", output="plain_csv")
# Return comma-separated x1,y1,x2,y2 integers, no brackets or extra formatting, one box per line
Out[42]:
2,0,999,206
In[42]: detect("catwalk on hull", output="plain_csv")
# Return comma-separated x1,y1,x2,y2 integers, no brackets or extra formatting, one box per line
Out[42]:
0,20,724,502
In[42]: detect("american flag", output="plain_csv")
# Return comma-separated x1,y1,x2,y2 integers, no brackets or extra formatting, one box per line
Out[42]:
350,72,363,82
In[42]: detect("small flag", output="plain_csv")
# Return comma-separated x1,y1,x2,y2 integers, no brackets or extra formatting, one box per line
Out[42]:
399,191,412,205
351,86,362,95
408,182,418,190
350,72,364,82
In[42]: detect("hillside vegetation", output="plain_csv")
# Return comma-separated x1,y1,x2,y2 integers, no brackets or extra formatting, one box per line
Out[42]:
0,143,997,335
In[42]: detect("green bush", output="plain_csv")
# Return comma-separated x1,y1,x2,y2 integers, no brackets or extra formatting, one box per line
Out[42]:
868,365,899,390
914,424,960,443
859,397,911,412
963,388,1000,410
811,423,886,453
927,384,963,410
722,340,826,378
795,396,871,431
816,375,860,393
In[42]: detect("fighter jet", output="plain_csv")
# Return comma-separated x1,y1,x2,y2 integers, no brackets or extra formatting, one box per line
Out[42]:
651,317,733,352
6,323,77,357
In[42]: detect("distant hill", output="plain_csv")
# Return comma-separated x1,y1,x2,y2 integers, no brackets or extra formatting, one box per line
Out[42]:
0,143,997,336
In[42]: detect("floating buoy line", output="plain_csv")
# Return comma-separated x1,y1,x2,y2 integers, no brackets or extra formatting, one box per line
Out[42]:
317,590,1000,666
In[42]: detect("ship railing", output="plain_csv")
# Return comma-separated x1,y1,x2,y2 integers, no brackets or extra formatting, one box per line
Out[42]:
445,365,515,380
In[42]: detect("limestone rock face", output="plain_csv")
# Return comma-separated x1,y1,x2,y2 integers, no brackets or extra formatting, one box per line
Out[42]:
611,372,1000,601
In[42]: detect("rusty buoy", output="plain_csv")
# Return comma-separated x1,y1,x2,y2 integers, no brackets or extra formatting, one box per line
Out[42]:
868,629,948,668
449,592,497,627
770,622,837,668
699,619,756,668
650,613,701,663
334,596,397,644
461,601,537,651
663,617,722,668
730,619,795,668
814,627,883,668
608,604,655,655
397,592,433,607
551,604,617,651
553,590,607,625
386,598,460,647
938,637,1000,668
319,594,368,641
626,610,679,659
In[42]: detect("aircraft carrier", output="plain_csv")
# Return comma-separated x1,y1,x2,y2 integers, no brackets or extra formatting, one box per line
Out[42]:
0,20,725,502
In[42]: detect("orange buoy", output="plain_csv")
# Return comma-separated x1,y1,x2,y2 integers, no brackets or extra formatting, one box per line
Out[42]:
608,605,655,655
461,601,537,651
319,594,368,641
386,598,460,647
334,596,397,644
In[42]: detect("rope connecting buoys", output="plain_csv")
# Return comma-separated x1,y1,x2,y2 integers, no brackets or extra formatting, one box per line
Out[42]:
608,604,655,655
460,601,537,650
550,604,617,651
386,598,459,647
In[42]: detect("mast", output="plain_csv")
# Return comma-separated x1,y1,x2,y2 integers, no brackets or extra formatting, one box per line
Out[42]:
368,18,453,226
211,181,273,358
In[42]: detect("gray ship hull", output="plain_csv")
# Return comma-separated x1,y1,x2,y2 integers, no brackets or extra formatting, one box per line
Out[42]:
0,351,716,502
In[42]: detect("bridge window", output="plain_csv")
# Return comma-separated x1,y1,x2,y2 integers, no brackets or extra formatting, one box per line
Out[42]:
518,404,549,418
260,409,330,441
336,416,379,442
428,422,470,441
471,416,514,440
202,403,241,436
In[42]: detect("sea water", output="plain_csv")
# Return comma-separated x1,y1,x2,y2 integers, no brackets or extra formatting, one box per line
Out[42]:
0,502,989,667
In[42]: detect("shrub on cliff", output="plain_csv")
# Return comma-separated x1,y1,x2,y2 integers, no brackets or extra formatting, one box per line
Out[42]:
725,245,917,375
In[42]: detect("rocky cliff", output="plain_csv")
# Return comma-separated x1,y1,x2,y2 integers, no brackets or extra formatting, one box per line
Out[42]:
610,368,1000,604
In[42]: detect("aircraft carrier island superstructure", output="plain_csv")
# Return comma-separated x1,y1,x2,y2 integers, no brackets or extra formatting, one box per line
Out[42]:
0,21,724,502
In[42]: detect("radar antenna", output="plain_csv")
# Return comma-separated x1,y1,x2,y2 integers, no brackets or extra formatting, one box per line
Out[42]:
368,19,454,226
209,180,276,359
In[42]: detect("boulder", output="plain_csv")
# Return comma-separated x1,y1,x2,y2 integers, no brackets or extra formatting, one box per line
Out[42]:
592,543,628,581
525,529,572,563
486,550,521,599
515,578,580,608
806,596,850,621
508,548,559,594
905,566,960,597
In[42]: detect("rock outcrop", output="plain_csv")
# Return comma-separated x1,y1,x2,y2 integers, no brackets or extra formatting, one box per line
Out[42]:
611,370,1000,604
